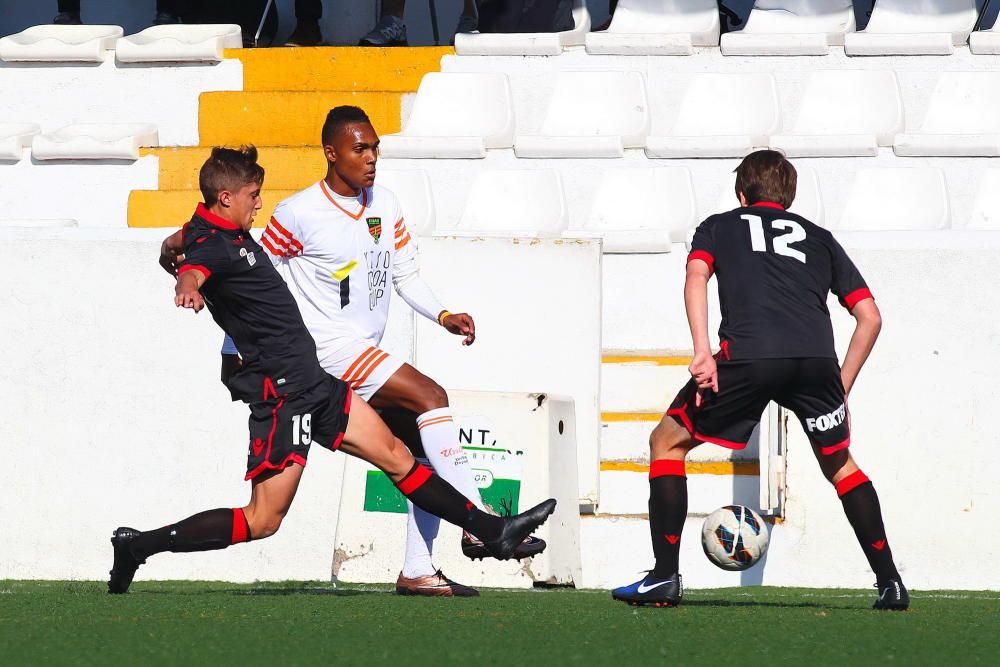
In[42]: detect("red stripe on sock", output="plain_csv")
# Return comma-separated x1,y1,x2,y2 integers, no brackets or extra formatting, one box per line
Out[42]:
835,470,870,497
396,464,433,496
231,508,249,544
649,459,686,480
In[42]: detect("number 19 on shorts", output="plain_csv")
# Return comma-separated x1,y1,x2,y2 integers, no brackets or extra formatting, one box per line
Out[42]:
291,414,312,446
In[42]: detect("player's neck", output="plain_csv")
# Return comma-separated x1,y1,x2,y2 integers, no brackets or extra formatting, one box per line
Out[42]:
201,203,245,231
324,172,362,198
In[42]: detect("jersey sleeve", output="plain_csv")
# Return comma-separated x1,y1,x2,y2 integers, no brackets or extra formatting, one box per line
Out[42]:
392,197,447,323
259,201,303,264
829,236,872,311
687,218,717,274
177,232,230,280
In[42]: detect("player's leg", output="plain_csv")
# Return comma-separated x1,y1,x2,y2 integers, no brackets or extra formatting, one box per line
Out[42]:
338,389,556,560
783,358,907,610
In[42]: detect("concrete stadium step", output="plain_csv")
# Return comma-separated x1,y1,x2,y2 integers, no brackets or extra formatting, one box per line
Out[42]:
147,146,324,191
198,91,403,146
601,418,760,463
128,189,298,227
598,465,761,516
229,46,451,92
600,351,692,413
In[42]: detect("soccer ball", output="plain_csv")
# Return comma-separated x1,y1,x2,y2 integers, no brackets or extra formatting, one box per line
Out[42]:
701,505,769,571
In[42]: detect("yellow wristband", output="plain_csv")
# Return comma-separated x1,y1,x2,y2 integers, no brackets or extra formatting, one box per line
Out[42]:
437,310,452,326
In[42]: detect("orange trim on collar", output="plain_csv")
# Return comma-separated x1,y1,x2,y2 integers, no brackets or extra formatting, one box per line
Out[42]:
319,180,368,221
195,203,241,230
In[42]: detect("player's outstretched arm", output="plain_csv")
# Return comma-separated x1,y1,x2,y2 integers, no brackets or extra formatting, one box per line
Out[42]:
684,259,718,398
159,230,185,276
840,298,881,397
440,311,476,346
174,269,206,313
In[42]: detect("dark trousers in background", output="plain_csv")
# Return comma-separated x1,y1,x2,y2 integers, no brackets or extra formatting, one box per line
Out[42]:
296,0,323,21
58,0,181,12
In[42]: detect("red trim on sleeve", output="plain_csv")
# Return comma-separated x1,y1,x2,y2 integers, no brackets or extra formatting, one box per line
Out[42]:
649,459,686,480
231,508,249,543
750,201,785,210
396,464,433,496
195,203,241,231
835,469,870,497
268,217,304,254
843,288,874,311
178,264,211,279
687,250,715,274
260,234,284,257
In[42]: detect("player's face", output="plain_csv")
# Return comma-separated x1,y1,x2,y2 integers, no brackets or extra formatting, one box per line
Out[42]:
327,122,380,192
227,182,263,231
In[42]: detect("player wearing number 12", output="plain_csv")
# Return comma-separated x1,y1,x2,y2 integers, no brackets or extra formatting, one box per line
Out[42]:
612,150,908,610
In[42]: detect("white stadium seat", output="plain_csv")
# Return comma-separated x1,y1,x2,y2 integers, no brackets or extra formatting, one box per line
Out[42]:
455,169,567,236
374,169,436,237
645,73,780,158
0,25,122,62
585,0,721,56
712,167,825,227
0,123,41,162
115,24,242,63
573,167,697,253
970,17,1000,54
833,168,949,231
894,72,1000,157
769,70,903,157
31,123,159,161
379,73,514,159
454,0,591,56
514,71,649,159
845,0,978,56
967,169,1000,229
721,0,856,55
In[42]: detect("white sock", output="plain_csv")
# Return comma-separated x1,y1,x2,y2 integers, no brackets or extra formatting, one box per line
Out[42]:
416,407,487,511
401,475,440,579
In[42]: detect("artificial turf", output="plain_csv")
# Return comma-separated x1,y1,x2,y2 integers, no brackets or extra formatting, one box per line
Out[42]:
0,581,996,666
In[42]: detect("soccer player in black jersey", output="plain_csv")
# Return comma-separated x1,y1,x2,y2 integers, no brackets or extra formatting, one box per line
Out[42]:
612,150,907,610
107,147,556,594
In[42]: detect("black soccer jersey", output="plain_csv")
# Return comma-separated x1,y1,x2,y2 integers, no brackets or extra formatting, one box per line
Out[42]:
688,202,871,360
177,204,325,402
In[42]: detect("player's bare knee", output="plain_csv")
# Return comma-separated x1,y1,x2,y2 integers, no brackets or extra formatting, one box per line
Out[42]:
414,377,449,412
650,420,691,459
246,511,284,540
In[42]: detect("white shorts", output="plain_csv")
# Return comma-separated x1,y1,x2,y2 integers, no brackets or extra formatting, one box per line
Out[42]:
318,339,406,400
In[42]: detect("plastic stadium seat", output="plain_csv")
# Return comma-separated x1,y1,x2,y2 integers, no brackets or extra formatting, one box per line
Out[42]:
833,168,949,231
514,71,649,159
645,73,780,158
0,25,122,62
374,169,436,237
970,19,1000,54
967,169,1000,229
379,73,514,159
455,0,591,55
894,73,1000,157
115,24,242,63
712,167,825,226
455,169,567,236
721,0,856,55
585,0,721,56
0,123,41,162
31,123,159,161
769,70,903,157
845,0,978,56
572,167,696,252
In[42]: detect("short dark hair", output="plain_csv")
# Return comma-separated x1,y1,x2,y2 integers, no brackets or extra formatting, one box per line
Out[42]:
199,146,265,206
734,150,797,209
321,105,372,146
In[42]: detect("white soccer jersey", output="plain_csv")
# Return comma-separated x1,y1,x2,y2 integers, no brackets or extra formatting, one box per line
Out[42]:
259,179,436,357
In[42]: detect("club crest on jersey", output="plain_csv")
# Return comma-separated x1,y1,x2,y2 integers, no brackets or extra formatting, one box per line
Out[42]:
366,217,382,243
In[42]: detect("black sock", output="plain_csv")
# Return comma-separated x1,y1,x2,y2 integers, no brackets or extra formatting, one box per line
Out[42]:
395,462,503,541
648,460,687,578
836,471,900,584
131,508,251,560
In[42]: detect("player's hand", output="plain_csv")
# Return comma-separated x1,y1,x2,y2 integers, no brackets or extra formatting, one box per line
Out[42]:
443,313,476,346
174,286,204,312
160,251,184,276
689,351,718,406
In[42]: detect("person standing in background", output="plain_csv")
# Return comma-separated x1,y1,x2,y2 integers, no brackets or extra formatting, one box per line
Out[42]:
54,0,185,26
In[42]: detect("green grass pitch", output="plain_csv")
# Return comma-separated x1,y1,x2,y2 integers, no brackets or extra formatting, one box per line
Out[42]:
1,581,997,665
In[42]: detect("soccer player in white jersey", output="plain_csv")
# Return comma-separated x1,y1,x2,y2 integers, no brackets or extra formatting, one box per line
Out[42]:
241,106,545,596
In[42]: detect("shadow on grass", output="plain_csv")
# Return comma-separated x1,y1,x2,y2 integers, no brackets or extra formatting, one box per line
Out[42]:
135,586,393,597
683,599,859,611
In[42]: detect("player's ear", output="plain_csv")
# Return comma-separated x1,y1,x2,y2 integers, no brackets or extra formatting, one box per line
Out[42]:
218,189,233,209
323,144,336,165
737,191,748,207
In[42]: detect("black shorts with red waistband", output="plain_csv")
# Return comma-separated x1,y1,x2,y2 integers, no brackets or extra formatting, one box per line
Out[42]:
245,373,352,481
667,357,850,455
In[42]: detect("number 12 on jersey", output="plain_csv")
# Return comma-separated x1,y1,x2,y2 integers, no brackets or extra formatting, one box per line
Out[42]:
742,214,807,264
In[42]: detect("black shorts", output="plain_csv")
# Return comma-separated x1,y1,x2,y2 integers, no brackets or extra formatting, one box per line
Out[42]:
667,357,850,455
245,373,353,480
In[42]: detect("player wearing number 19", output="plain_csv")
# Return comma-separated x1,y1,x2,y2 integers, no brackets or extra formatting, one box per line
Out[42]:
611,150,908,610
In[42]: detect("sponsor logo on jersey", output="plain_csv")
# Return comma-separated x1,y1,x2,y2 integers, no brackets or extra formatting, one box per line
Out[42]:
806,403,846,433
366,216,382,242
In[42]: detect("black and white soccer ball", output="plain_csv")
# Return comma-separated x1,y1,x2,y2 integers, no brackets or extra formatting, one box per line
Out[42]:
701,505,769,571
